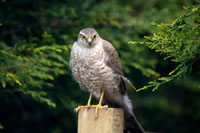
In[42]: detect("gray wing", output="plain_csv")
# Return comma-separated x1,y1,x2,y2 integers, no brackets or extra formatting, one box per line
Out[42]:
102,40,124,76
102,40,136,92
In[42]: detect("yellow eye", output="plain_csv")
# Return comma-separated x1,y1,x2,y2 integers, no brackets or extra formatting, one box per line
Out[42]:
81,36,86,40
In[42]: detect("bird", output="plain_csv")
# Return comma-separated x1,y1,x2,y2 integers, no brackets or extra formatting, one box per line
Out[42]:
70,28,145,133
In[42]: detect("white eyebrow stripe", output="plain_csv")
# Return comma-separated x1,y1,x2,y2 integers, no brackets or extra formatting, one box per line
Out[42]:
80,32,86,36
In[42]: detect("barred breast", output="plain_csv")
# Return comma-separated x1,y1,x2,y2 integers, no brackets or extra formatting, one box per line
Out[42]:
70,40,120,99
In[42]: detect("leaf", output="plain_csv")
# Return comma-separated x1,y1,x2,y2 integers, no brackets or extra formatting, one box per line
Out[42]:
130,5,200,91
0,123,3,129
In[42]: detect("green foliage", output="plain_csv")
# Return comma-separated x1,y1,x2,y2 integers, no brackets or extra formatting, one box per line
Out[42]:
129,4,200,91
0,32,69,107
0,123,3,129
0,0,199,133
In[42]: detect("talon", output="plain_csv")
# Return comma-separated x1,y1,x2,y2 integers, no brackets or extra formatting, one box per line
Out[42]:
91,104,108,117
74,106,81,112
74,107,79,112
74,90,107,117
74,105,91,112
74,94,93,113
91,90,107,117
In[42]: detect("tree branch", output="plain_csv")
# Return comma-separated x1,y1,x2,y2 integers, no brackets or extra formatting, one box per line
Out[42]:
187,57,200,67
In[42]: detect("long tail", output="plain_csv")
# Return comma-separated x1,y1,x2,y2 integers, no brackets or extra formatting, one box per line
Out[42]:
104,77,144,132
123,95,145,133
124,113,145,133
104,95,145,133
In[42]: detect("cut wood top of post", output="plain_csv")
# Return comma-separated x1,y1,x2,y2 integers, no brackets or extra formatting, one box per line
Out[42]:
78,108,124,133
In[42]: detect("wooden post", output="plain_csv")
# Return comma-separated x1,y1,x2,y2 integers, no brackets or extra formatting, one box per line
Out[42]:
78,108,124,133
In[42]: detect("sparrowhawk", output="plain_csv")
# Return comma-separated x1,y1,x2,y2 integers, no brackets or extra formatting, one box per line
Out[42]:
70,28,144,133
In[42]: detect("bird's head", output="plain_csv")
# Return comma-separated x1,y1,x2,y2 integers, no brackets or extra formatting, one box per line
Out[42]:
77,28,100,47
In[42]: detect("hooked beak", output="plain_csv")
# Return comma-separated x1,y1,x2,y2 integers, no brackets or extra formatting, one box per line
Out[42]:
87,37,92,46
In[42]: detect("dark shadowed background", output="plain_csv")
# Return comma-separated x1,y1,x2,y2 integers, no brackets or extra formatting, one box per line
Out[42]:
0,0,199,133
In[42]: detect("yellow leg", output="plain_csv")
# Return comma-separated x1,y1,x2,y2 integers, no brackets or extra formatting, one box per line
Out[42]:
91,90,108,117
87,93,92,106
75,94,92,112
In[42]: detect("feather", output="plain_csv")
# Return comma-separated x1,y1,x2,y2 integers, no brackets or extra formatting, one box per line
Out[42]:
102,40,124,76
121,76,136,90
124,114,145,133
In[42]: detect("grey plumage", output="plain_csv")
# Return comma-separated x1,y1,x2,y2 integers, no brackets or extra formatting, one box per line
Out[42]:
70,28,144,133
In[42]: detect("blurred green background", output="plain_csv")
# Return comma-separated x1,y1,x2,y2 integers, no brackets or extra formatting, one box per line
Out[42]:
0,0,199,133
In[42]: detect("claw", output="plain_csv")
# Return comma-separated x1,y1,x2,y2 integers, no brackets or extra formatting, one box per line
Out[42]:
91,104,108,117
74,90,107,118
74,94,93,112
92,90,107,117
74,105,90,112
